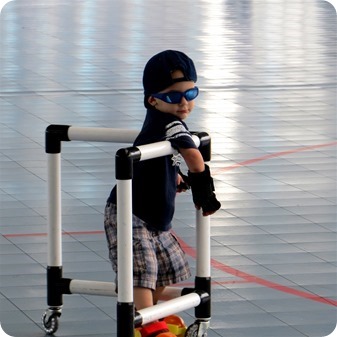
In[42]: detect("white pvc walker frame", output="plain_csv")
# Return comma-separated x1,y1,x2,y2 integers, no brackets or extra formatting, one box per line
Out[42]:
43,125,212,337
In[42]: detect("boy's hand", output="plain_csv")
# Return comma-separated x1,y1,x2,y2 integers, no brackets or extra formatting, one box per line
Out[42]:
188,164,221,216
176,173,190,193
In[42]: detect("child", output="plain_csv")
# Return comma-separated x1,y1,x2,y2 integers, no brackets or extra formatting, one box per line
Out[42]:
104,50,221,337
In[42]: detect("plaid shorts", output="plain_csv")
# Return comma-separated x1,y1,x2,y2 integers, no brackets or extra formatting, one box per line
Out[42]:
104,203,191,290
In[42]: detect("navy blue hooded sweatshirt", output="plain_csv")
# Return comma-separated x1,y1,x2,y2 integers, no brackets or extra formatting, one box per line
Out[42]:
107,108,197,231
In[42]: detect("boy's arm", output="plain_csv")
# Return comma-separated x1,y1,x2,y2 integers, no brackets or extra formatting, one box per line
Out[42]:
179,147,221,216
179,147,205,173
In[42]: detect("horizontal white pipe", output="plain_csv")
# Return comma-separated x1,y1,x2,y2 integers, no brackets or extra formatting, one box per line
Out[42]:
191,134,201,148
68,127,139,143
68,281,183,301
138,135,201,161
137,141,178,161
69,280,117,296
138,293,202,325
67,128,200,150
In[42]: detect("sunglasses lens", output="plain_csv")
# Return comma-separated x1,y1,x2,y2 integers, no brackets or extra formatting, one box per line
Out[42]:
153,87,199,104
164,92,181,104
167,87,199,103
185,87,199,101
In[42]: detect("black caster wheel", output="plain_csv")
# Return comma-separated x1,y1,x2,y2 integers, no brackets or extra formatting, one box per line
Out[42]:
42,309,61,335
185,323,207,337
185,320,208,337
185,323,198,337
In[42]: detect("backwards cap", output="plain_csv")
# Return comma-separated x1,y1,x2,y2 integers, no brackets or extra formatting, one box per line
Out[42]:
143,50,197,96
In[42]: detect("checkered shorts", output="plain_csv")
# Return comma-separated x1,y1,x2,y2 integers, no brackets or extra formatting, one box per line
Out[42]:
104,203,191,290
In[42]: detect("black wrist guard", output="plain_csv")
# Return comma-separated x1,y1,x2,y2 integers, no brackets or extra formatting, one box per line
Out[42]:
188,164,221,214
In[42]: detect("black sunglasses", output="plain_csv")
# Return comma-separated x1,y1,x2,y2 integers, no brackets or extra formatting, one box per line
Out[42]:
152,87,199,104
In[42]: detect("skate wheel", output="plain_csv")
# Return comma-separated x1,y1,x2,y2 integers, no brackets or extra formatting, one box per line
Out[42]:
185,322,208,337
42,311,60,335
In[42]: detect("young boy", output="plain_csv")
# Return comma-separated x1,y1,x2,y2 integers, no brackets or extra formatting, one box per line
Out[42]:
104,50,221,337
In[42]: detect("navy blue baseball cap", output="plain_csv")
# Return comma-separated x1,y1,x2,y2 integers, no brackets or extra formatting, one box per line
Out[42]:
143,50,197,96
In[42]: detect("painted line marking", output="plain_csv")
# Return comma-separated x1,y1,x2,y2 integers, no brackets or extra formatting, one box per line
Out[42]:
213,140,337,174
2,141,337,306
177,235,337,307
3,229,337,307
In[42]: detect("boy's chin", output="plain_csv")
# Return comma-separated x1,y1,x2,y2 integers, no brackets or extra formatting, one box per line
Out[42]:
177,112,189,119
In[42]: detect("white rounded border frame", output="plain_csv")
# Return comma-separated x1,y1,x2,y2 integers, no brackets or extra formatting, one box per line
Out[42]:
321,4,336,337
0,0,335,337
0,0,12,13
323,0,337,12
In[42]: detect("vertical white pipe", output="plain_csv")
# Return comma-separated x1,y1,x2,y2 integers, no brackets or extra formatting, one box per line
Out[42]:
47,153,62,267
117,179,133,303
196,210,211,277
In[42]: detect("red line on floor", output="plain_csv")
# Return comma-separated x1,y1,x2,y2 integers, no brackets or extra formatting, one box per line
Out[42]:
2,141,337,306
213,141,337,174
3,229,336,306
177,236,337,307
175,279,251,287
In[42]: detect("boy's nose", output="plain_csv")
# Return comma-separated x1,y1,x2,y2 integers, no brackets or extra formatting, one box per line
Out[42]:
179,96,188,105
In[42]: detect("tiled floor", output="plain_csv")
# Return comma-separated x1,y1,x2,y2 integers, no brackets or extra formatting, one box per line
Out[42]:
1,0,336,337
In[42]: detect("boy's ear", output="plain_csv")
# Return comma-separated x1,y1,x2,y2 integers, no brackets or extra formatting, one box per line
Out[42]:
148,96,157,106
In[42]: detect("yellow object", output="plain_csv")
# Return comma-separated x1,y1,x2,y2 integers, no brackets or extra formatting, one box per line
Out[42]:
164,315,187,337
135,315,187,337
167,323,187,337
134,328,142,337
